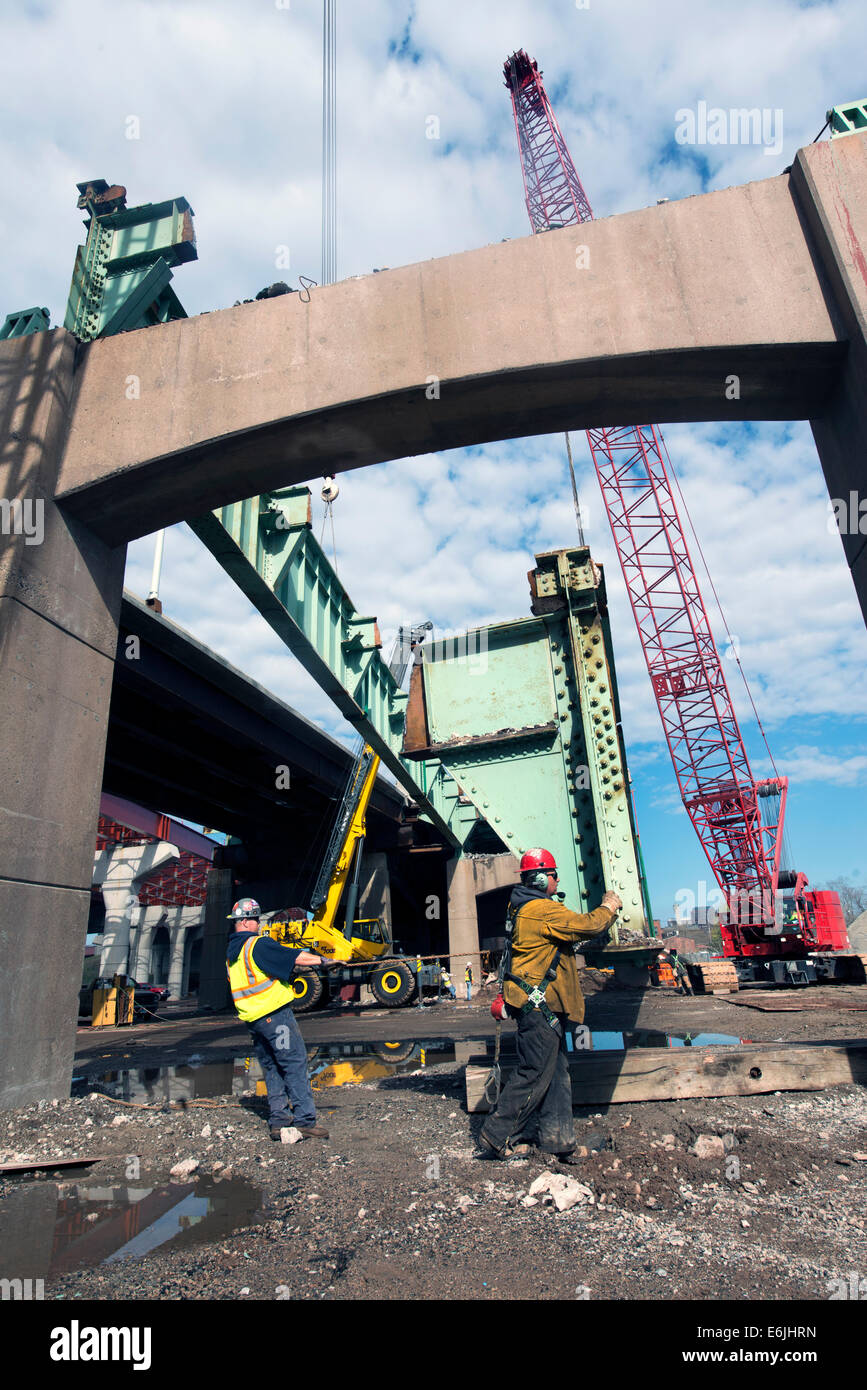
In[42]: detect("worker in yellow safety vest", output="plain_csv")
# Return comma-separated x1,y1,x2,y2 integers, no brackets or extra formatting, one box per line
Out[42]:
226,898,329,1141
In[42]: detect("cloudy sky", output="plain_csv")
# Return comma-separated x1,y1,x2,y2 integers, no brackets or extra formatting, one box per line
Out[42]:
3,0,866,920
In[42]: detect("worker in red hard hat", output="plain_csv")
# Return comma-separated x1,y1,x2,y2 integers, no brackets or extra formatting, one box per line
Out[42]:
478,849,622,1163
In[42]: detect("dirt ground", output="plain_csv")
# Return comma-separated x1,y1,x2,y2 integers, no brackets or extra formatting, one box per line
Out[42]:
2,980,866,1302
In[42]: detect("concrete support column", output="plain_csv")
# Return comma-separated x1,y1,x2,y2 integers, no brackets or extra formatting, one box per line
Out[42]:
167,926,187,999
130,914,158,982
0,329,126,1109
198,859,234,1011
446,856,482,996
359,851,392,937
99,888,139,980
95,842,179,978
796,135,867,625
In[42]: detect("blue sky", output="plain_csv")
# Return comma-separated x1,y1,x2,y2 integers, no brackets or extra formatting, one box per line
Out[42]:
2,0,865,920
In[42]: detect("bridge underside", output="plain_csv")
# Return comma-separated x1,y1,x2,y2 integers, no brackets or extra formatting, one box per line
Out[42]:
110,594,411,850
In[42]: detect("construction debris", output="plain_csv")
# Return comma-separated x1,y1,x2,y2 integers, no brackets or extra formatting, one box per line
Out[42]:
0,1154,104,1174
528,1171,595,1211
169,1157,200,1179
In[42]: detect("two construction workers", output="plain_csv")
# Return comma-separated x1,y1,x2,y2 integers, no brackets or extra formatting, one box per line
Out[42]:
225,898,329,1141
479,849,622,1163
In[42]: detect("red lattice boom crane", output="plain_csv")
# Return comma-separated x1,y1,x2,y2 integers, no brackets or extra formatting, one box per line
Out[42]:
503,50,862,991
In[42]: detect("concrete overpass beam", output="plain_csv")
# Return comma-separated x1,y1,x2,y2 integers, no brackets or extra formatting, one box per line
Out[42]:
56,167,844,545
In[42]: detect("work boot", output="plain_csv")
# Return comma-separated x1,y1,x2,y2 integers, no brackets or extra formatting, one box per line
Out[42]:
476,1127,505,1159
477,1130,531,1160
553,1149,584,1167
296,1123,329,1140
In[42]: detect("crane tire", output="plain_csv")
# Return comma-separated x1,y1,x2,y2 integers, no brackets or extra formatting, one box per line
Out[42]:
289,969,324,1012
372,1041,416,1062
371,961,416,1007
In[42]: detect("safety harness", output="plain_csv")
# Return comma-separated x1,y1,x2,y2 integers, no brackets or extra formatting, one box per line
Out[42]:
503,901,564,1027
484,900,564,1108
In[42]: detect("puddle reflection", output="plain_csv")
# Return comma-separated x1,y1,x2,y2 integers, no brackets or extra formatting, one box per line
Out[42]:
71,1030,747,1106
0,1177,262,1279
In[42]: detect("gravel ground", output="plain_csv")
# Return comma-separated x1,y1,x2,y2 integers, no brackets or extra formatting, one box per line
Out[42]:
2,1047,866,1302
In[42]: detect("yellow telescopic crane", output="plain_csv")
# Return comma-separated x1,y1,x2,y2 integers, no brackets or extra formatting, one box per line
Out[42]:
262,743,432,1010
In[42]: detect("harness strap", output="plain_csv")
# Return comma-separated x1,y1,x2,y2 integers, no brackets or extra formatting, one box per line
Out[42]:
484,1019,504,1108
505,946,563,1031
484,907,564,1104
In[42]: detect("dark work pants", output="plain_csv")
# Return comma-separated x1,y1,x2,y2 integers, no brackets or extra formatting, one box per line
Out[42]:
248,1002,317,1129
481,1007,575,1155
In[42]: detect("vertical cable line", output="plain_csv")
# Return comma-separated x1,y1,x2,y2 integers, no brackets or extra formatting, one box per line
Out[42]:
321,0,337,285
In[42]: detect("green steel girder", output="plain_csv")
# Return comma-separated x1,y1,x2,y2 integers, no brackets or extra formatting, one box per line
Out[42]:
187,488,483,849
828,99,867,138
402,548,650,938
0,307,50,339
64,182,195,342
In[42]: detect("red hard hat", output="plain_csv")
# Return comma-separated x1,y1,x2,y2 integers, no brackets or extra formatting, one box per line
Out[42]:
520,848,557,872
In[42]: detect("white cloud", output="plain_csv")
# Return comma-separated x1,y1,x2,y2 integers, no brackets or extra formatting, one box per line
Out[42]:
759,745,867,787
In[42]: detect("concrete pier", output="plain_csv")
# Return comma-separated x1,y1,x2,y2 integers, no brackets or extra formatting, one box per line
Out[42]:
0,331,125,1106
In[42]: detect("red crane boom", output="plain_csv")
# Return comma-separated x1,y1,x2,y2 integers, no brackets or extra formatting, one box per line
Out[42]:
503,51,854,983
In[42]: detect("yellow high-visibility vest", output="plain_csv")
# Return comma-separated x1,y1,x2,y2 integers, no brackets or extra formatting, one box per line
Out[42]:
227,936,296,1023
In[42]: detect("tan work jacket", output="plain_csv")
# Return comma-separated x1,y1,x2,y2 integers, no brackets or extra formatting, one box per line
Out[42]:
503,898,616,1023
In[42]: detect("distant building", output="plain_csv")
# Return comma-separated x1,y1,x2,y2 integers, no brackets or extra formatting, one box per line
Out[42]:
663,935,699,955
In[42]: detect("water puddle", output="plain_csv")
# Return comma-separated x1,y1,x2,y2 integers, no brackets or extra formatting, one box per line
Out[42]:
567,1030,746,1051
308,1039,456,1089
70,1030,747,1105
72,1060,244,1106
71,1041,466,1103
0,1176,263,1280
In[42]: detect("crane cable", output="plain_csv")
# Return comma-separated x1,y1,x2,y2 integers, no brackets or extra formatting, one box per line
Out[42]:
564,431,586,545
321,0,337,286
319,496,338,569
